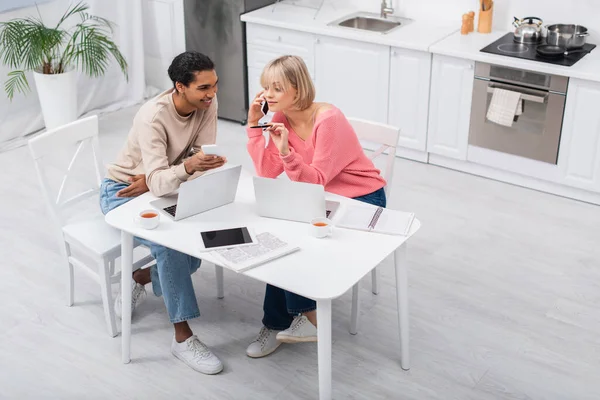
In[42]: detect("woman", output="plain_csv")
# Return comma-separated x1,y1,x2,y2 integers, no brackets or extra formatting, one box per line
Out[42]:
245,55,387,358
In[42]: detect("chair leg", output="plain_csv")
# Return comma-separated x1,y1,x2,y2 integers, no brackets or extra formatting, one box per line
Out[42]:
215,265,224,299
99,259,118,338
349,283,359,335
371,267,380,295
63,242,74,307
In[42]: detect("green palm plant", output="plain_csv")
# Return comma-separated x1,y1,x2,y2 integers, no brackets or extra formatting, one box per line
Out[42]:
0,1,128,100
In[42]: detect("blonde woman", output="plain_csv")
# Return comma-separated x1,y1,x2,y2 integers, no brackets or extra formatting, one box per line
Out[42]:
245,55,388,358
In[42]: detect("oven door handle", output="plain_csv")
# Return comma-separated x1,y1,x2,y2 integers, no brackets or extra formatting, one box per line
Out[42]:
486,86,547,104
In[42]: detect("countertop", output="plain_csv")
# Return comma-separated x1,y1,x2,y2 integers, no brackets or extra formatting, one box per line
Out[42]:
429,30,600,83
240,3,457,52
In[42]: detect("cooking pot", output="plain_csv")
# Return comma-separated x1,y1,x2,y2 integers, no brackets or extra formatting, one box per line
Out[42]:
546,24,589,49
513,16,543,44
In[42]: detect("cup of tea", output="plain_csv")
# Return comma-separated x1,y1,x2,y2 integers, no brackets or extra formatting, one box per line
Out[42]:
310,217,333,238
134,209,160,230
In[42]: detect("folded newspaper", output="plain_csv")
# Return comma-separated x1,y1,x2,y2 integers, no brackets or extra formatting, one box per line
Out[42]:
210,232,299,272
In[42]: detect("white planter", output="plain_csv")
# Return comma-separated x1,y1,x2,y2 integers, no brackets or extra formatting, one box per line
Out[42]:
33,69,78,130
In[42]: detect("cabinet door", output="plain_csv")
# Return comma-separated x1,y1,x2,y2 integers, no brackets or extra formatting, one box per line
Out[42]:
246,24,315,105
247,67,263,106
314,36,389,124
558,78,600,192
427,54,474,160
246,24,315,76
388,47,431,151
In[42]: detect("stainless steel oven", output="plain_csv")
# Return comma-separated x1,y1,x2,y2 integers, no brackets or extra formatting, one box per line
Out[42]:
469,62,569,164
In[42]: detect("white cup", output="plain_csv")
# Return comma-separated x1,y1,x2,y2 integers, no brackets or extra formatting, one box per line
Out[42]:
134,209,160,230
310,217,333,238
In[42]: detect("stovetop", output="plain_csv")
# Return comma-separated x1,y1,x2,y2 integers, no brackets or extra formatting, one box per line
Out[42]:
480,33,596,67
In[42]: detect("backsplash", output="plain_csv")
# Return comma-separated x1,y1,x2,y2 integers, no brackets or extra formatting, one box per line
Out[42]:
349,0,599,40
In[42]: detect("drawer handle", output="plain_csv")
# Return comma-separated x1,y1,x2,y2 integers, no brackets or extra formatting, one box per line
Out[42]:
278,36,282,42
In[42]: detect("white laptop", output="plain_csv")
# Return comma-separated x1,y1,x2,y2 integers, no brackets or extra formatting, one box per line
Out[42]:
253,177,340,223
150,165,242,221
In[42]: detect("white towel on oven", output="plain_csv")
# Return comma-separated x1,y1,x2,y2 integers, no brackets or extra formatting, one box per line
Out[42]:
486,88,522,127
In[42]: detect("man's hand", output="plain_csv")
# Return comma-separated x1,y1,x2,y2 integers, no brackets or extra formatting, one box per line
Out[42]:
184,152,227,174
116,174,149,197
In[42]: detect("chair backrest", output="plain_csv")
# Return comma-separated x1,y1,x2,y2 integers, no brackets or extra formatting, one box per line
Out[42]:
348,117,400,201
28,115,104,226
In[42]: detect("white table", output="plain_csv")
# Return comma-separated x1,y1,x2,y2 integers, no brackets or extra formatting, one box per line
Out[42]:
105,170,420,400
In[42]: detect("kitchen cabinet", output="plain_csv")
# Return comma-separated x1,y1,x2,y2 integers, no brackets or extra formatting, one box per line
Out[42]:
558,78,600,193
314,36,390,124
246,24,315,105
388,47,431,152
427,54,474,160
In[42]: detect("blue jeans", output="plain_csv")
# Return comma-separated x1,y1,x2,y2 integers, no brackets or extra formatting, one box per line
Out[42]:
262,186,387,330
100,178,202,324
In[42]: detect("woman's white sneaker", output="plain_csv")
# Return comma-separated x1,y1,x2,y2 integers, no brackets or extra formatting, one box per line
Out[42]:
276,315,317,343
114,282,147,318
171,335,223,375
246,326,282,358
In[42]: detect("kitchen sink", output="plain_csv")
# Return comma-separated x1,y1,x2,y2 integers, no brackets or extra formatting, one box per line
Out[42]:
328,12,413,34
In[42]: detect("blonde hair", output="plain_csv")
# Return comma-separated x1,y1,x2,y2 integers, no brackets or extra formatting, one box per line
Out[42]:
260,55,315,111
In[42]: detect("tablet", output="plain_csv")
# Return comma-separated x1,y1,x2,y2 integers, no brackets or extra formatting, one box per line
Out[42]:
198,227,257,251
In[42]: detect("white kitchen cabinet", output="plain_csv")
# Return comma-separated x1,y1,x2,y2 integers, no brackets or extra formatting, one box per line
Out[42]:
388,47,431,152
558,78,600,193
314,36,390,124
246,23,315,104
427,54,475,160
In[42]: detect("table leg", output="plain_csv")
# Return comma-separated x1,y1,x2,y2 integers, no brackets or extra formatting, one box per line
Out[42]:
121,231,133,364
395,243,410,370
317,299,332,400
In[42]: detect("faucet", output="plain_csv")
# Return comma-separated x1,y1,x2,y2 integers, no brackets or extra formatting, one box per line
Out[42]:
380,0,394,18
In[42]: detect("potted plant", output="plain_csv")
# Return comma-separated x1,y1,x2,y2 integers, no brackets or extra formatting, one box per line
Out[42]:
0,1,128,129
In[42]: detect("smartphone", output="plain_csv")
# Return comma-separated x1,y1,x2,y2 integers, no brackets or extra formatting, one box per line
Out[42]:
248,100,272,129
200,144,224,157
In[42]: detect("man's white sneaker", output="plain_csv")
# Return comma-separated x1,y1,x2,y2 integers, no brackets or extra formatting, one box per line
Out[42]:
171,335,223,375
246,326,282,358
114,281,147,319
276,315,317,343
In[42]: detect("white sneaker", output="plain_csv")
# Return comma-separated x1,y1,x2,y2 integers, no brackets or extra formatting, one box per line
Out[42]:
171,335,223,375
114,281,147,319
246,326,282,358
276,315,318,343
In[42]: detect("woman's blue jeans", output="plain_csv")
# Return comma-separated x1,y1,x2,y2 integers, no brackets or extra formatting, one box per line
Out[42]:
262,187,387,330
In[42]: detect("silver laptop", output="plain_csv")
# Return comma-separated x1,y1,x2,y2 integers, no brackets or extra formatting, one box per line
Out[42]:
253,177,340,223
150,165,242,221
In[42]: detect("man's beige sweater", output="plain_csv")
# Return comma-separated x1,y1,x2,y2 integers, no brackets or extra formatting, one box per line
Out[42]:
106,89,217,196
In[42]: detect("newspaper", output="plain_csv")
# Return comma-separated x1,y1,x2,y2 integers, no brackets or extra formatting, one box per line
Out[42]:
211,232,299,272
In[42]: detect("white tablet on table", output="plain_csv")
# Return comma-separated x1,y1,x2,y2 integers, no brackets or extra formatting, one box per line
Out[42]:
198,227,258,252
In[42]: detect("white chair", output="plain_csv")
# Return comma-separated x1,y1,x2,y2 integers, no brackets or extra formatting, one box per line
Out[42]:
347,117,400,335
28,115,225,337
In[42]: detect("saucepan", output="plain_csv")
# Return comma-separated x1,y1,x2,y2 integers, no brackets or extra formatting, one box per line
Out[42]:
536,44,591,59
546,24,589,49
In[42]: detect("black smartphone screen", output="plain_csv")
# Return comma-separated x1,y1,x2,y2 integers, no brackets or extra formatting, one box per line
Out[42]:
200,227,253,249
261,100,269,115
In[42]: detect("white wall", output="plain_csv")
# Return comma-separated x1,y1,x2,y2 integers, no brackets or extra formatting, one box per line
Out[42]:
0,0,146,149
352,0,600,40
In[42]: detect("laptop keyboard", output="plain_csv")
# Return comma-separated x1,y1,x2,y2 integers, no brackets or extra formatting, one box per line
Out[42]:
163,204,177,217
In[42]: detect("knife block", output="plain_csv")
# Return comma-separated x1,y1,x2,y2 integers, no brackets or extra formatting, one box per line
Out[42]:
477,2,493,33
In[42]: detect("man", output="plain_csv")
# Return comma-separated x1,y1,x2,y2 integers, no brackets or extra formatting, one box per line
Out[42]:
99,52,226,374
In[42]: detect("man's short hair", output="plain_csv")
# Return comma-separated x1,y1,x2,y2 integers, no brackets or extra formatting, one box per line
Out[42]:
168,52,215,89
